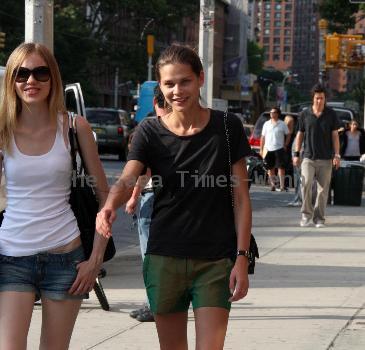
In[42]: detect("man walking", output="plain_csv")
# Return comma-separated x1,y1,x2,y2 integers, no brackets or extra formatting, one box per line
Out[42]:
293,84,341,227
260,106,290,191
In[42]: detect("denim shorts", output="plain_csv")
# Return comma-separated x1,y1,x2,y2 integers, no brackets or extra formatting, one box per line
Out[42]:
143,254,234,314
0,245,87,300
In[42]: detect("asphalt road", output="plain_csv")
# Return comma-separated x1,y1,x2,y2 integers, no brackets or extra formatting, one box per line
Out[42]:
101,156,139,254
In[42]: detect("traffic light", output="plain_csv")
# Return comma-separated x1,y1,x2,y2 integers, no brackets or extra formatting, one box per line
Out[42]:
0,32,5,49
325,34,365,69
147,35,154,56
325,35,340,65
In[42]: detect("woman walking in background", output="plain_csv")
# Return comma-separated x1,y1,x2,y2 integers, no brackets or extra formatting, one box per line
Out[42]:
97,44,252,350
340,120,365,161
0,42,109,349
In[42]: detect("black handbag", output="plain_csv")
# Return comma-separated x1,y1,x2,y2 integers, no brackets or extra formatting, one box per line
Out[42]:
223,111,259,274
68,112,116,262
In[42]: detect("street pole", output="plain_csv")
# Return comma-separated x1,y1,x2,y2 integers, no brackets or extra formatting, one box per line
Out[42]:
25,0,54,52
114,67,119,108
199,0,214,108
147,35,154,81
148,56,152,81
318,19,328,84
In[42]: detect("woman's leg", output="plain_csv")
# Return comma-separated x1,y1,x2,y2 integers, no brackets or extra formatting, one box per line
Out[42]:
154,311,188,350
0,291,35,350
39,298,82,350
194,307,229,350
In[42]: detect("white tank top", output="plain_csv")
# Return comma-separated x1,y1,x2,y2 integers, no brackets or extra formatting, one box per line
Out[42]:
0,114,80,256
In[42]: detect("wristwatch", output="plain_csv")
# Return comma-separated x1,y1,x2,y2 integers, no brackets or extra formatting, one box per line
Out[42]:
237,250,251,259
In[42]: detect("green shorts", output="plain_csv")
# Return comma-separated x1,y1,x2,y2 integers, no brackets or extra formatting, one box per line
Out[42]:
143,254,234,314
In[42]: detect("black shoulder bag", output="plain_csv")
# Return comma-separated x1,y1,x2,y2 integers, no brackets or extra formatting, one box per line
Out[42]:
223,111,259,274
68,112,116,262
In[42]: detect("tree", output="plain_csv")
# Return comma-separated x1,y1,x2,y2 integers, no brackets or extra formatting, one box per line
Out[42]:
319,0,359,33
247,40,264,76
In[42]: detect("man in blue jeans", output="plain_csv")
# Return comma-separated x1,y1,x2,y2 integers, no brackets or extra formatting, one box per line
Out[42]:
125,86,169,322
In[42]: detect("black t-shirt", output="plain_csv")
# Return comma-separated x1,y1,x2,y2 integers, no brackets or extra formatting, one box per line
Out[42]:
128,110,251,259
298,106,340,160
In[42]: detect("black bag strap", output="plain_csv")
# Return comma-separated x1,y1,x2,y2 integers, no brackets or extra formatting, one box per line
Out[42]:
223,110,234,209
68,112,86,176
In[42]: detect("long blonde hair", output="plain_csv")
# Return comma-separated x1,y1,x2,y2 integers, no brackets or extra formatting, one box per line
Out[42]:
0,42,66,152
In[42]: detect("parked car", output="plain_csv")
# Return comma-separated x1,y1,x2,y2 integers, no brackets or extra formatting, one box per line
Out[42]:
249,111,299,151
85,108,128,161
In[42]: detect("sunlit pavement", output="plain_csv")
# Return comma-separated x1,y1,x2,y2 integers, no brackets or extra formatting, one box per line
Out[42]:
27,181,365,349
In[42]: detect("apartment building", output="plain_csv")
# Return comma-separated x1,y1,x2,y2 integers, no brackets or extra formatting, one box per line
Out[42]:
253,0,320,94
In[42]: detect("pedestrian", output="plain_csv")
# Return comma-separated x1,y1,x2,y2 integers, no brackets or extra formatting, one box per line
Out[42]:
340,120,365,161
260,106,290,191
287,133,303,207
0,42,110,349
125,85,169,323
96,44,252,350
293,83,341,228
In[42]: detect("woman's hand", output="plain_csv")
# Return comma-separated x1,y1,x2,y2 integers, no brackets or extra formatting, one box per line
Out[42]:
96,207,116,238
69,259,102,295
125,197,138,215
229,257,249,302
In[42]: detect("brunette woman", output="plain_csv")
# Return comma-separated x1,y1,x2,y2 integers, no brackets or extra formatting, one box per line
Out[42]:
97,44,252,350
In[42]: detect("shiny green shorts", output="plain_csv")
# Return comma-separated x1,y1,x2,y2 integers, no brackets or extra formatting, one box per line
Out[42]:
143,254,234,314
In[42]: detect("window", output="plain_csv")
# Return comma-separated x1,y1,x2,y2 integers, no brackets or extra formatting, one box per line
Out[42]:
263,37,270,44
285,21,291,27
274,12,281,19
273,46,280,53
275,4,282,10
273,54,280,61
274,29,280,35
285,29,291,36
284,46,291,52
273,37,280,44
264,29,270,35
264,53,270,61
265,4,271,10
285,4,292,11
274,21,281,27
263,45,270,53
264,20,270,28
284,54,290,62
265,12,270,18
284,37,291,45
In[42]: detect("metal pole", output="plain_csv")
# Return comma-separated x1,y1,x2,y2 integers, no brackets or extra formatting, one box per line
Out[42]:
318,19,328,84
25,0,54,52
199,0,214,108
114,67,119,109
148,56,152,81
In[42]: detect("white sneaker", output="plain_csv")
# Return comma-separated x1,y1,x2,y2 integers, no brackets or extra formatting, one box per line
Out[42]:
287,201,302,207
315,222,326,228
300,218,311,227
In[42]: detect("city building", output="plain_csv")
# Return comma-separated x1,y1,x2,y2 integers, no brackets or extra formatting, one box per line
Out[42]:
253,0,320,94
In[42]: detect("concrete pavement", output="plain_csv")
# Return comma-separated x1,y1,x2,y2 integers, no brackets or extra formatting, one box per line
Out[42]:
27,185,365,349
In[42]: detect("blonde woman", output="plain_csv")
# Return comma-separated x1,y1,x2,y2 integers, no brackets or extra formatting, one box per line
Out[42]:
0,42,109,349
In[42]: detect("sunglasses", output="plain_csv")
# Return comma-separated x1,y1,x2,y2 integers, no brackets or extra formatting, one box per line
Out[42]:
13,66,51,83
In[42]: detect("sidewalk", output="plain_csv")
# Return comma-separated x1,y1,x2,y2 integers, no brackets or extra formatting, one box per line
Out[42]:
28,186,365,349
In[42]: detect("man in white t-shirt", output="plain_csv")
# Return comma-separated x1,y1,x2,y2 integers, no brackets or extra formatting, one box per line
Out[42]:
260,107,290,191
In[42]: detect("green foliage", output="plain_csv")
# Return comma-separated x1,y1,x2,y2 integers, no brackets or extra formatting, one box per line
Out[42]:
247,40,264,75
319,0,359,33
0,0,199,106
0,0,25,65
